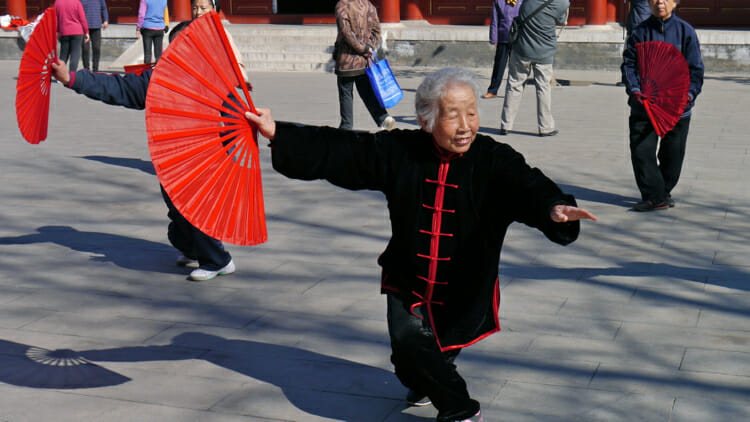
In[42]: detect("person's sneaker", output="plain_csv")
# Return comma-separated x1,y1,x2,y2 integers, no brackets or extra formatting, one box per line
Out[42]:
189,260,235,281
632,200,669,212
453,410,483,422
539,129,559,137
406,389,432,407
666,196,675,207
380,116,396,131
499,128,508,136
176,255,198,268
481,92,496,99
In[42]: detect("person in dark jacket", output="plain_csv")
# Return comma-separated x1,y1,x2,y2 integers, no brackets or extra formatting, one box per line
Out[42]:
334,0,395,131
80,0,108,72
49,22,237,281
246,68,597,422
482,0,524,99
621,0,704,211
626,0,651,38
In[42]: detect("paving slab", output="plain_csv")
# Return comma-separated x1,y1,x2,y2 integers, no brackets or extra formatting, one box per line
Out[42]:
1,59,750,421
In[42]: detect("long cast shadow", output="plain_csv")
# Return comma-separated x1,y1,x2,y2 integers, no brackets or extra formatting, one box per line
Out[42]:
81,155,156,175
558,184,637,207
0,225,176,274
502,261,750,310
80,332,421,421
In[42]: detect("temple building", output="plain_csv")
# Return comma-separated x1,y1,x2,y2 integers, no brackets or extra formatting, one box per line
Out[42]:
3,0,748,28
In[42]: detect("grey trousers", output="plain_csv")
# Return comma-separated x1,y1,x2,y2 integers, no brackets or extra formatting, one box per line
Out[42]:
500,50,555,134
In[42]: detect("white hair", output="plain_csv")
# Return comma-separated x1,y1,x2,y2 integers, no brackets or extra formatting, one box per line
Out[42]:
415,68,482,131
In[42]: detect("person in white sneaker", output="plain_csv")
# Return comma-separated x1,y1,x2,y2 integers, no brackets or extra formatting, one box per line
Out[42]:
51,22,236,282
247,68,596,422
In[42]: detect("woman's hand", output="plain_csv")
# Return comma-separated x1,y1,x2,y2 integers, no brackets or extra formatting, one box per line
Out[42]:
245,108,276,140
50,59,70,85
550,205,598,223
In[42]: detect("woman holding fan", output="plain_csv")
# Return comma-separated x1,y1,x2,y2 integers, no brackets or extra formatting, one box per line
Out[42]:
50,20,237,281
621,0,704,212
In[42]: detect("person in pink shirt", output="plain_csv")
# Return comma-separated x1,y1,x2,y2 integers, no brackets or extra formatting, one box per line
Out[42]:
55,0,90,71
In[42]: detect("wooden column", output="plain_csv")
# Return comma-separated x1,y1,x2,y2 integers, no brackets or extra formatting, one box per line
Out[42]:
402,0,424,20
7,0,27,20
171,0,192,22
585,0,607,25
606,0,618,23
381,0,401,23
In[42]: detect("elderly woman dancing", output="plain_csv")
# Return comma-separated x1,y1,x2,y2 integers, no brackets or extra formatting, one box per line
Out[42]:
247,68,597,422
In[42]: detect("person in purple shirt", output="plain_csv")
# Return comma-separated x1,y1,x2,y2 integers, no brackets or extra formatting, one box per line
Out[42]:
80,0,109,72
482,0,524,99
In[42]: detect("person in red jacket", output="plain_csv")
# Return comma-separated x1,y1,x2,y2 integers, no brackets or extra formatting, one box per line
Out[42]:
55,0,90,71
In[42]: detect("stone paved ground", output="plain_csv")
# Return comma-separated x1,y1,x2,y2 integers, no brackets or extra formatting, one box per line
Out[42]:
1,60,749,421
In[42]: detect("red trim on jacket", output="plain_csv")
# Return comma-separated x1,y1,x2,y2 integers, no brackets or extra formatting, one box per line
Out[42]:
439,277,502,352
414,156,460,351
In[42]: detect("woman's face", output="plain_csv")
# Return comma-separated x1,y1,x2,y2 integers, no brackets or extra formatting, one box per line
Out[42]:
649,0,677,19
421,83,479,154
192,0,215,19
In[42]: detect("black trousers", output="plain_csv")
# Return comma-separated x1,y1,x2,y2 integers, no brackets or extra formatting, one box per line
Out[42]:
337,73,388,130
160,186,232,271
629,103,691,203
59,34,84,72
387,294,480,422
82,28,102,72
140,28,164,63
487,42,511,95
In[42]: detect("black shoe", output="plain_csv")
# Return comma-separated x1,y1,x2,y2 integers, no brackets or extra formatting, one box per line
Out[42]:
539,129,559,137
499,128,508,136
633,200,669,212
453,410,483,422
666,196,675,207
406,389,432,407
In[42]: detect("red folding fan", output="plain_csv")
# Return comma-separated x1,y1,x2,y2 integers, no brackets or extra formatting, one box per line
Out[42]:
145,12,266,246
124,63,154,75
637,40,690,137
15,7,57,144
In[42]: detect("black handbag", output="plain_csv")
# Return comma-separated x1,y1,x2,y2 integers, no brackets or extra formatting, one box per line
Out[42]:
508,0,556,44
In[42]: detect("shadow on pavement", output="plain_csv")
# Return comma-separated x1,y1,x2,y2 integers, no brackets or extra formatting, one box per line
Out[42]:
0,225,177,274
503,261,750,300
80,332,425,421
0,339,130,389
558,183,637,207
81,155,156,175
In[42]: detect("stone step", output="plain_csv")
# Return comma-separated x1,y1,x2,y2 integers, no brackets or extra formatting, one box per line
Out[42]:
240,43,334,54
242,51,332,61
244,60,335,72
226,25,336,72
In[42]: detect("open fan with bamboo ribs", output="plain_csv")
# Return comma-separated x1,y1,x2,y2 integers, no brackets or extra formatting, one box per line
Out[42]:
145,12,267,246
637,40,691,137
15,7,57,144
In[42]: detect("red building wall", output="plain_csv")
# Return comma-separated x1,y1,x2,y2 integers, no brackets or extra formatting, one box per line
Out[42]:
3,0,749,27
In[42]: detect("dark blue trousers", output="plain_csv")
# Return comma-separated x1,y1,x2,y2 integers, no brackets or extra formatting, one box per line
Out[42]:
487,42,512,95
629,103,691,203
160,186,232,271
